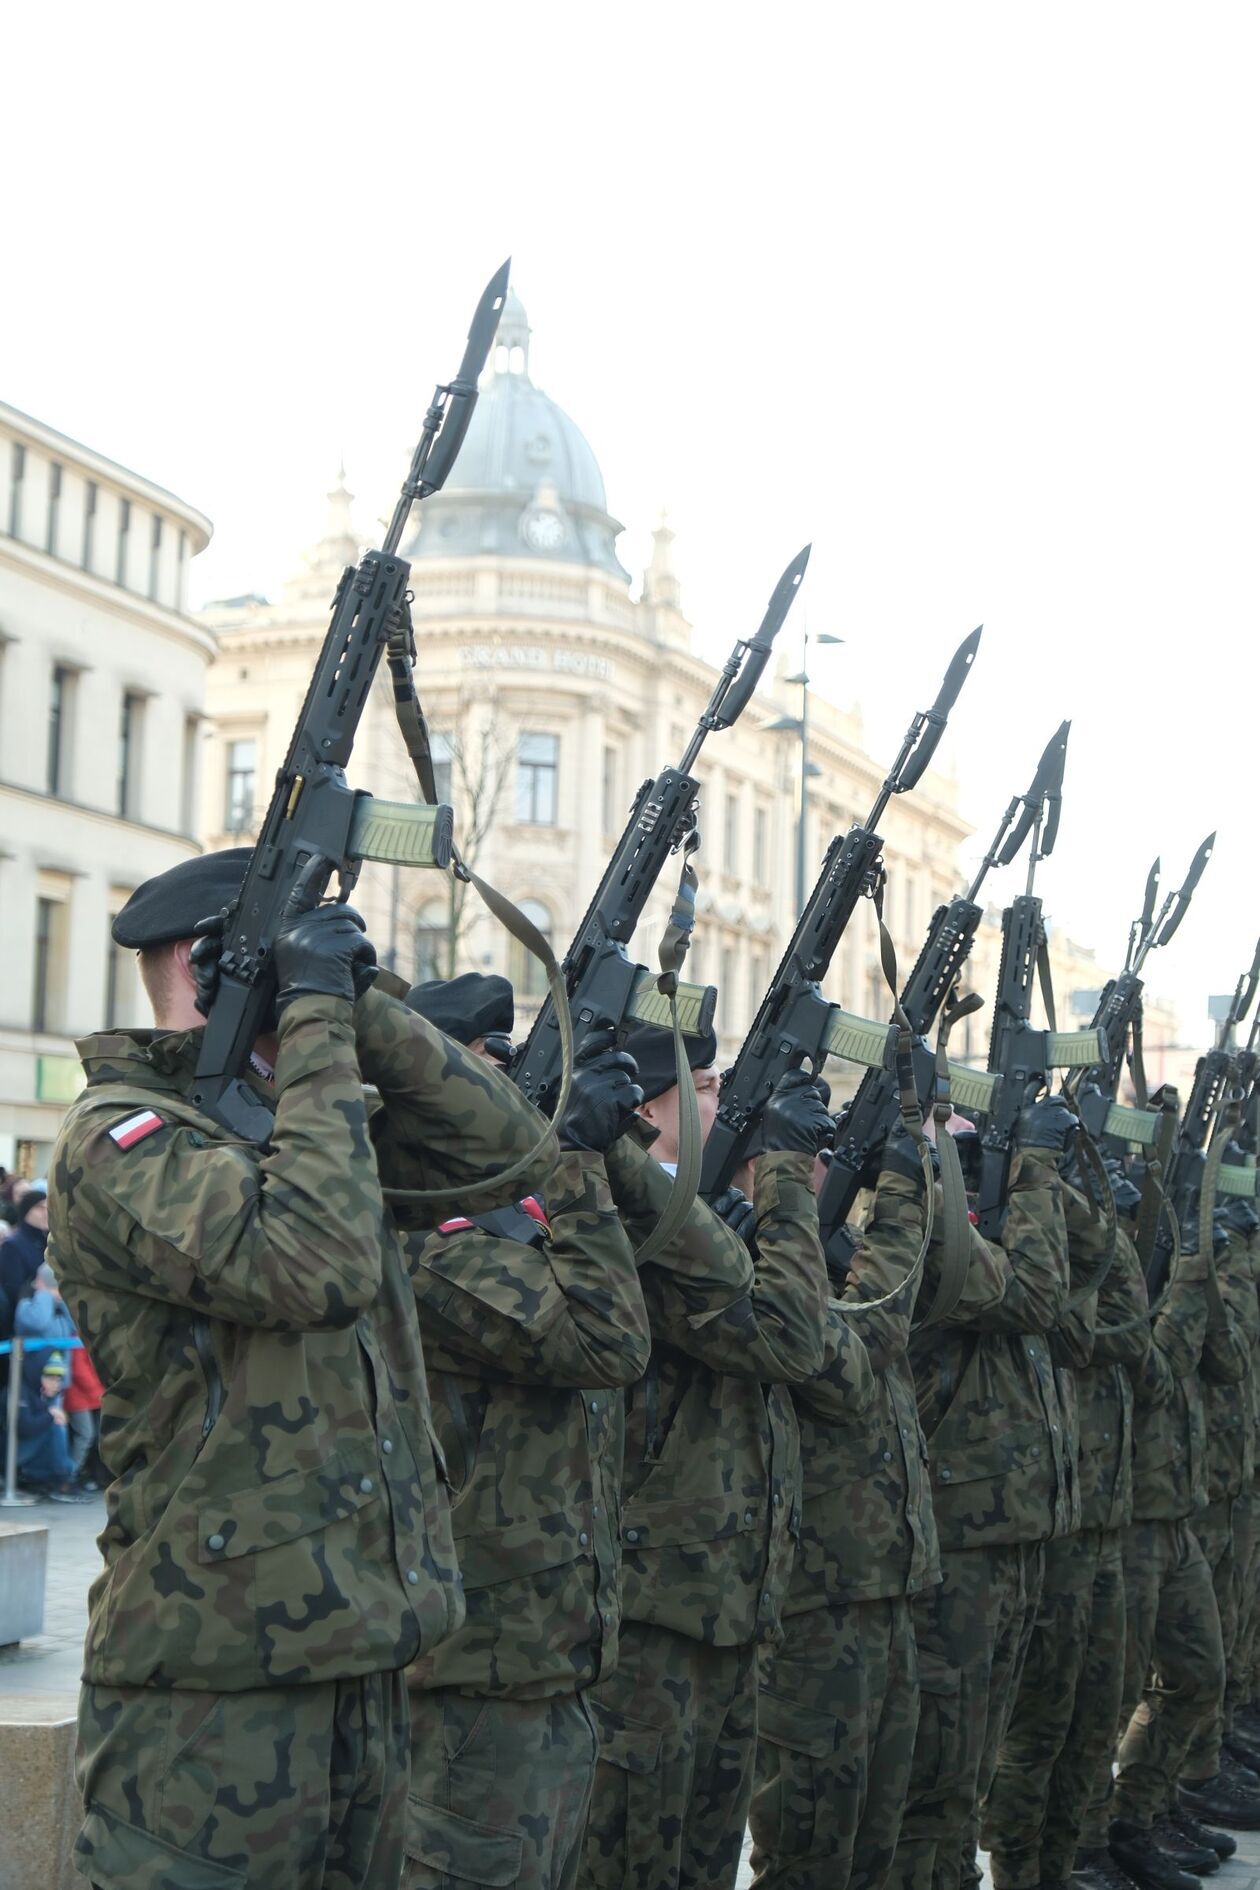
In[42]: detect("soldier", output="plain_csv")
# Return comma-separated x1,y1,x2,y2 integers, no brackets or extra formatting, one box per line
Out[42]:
1219,1161,1260,1764
890,1097,1078,1890
397,976,652,1890
582,1031,874,1890
1102,1211,1256,1890
51,851,557,1890
749,1119,1008,1890
984,1160,1152,1890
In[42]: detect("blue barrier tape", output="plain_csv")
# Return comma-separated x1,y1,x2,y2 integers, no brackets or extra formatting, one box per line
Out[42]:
0,1336,84,1355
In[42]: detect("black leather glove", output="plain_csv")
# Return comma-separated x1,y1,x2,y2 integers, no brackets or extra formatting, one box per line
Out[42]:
877,1120,929,1188
1211,1206,1233,1261
762,1069,835,1156
1221,1194,1260,1239
708,1184,757,1246
1015,1093,1079,1155
274,886,377,1014
1103,1154,1142,1217
556,1025,644,1153
482,1031,514,1068
190,913,226,1019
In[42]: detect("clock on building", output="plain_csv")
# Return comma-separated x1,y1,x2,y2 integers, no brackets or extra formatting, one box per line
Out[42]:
521,506,567,552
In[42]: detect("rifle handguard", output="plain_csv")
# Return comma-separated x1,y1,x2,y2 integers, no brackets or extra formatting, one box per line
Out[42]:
347,796,455,870
822,1008,1109,1107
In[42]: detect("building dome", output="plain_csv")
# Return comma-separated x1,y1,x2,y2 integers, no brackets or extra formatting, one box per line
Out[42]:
409,291,628,581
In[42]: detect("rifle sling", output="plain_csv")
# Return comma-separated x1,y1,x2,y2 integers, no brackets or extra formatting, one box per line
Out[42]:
378,611,574,1205
1066,1122,1118,1309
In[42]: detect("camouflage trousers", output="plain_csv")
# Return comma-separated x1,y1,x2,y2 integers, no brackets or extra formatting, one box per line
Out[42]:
889,1542,1044,1890
1183,1496,1241,1780
75,1672,410,1889
1110,1516,1224,1826
981,1529,1125,1888
748,1594,919,1890
582,1621,757,1890
1228,1486,1260,1718
403,1690,597,1890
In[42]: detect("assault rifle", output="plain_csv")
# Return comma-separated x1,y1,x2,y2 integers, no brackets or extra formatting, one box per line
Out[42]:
193,262,510,1139
967,722,1111,1242
699,626,982,1200
1143,934,1260,1292
1065,836,1215,1148
816,731,1068,1268
509,546,811,1117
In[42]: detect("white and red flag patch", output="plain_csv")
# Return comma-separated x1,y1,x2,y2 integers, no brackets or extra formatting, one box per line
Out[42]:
108,1110,165,1150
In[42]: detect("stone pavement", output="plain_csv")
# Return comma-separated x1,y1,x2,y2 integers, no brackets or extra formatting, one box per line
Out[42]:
8,1512,1260,1890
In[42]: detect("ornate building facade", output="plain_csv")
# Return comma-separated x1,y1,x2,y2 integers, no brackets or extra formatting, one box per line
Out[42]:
199,295,1182,1093
0,400,213,1172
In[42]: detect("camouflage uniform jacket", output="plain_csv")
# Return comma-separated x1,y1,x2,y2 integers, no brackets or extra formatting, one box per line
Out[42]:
48,986,556,1692
1072,1220,1149,1531
783,1169,941,1611
909,1148,1076,1552
1128,1250,1218,1520
403,1148,651,1698
1202,1225,1257,1502
603,1130,856,1647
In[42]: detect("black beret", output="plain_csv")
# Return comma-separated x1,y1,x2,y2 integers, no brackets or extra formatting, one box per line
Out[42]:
112,849,253,949
622,1022,719,1104
404,973,514,1045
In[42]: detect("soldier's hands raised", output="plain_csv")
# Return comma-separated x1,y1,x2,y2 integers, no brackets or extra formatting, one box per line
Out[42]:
708,1184,757,1245
556,1022,644,1153
274,865,377,1014
762,1069,835,1156
1015,1091,1078,1155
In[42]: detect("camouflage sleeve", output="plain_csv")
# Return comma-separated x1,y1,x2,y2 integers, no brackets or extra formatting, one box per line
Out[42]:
1048,1181,1102,1368
1200,1230,1253,1385
1133,1256,1210,1403
966,1149,1070,1335
875,1170,1014,1328
353,986,559,1219
603,1133,827,1383
794,1170,927,1415
54,994,385,1330
406,1151,651,1387
1091,1224,1151,1365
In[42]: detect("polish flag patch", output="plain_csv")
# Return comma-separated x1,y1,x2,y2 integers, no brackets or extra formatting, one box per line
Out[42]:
108,1110,165,1150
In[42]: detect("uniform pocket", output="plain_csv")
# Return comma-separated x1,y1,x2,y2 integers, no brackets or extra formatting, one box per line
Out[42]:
76,1801,246,1888
756,1685,838,1760
405,1796,523,1886
588,1697,663,1774
912,1652,963,1794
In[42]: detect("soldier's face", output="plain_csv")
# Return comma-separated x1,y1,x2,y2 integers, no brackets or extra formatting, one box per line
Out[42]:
640,1064,721,1166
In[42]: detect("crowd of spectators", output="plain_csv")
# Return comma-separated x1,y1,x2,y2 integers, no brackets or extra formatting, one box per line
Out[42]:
0,1169,101,1501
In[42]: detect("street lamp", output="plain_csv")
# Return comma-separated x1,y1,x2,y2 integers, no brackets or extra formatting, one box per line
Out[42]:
766,628,844,910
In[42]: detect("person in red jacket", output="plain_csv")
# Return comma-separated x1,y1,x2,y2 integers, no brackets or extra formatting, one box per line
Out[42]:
62,1334,104,1484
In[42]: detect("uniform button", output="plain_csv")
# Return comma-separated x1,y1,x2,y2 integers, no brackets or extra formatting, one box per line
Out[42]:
359,1477,374,1495
579,1531,590,1547
381,1439,393,1454
603,1612,612,1627
1051,1424,1058,1432
206,1532,225,1552
1031,1446,1041,1458
1103,1431,1111,1441
744,1509,754,1525
589,1400,600,1413
774,1493,784,1507
939,1468,952,1481
626,1528,640,1543
883,1451,894,1463
406,1570,419,1586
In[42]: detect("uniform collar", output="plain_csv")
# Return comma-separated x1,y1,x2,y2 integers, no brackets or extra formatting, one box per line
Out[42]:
75,1027,273,1101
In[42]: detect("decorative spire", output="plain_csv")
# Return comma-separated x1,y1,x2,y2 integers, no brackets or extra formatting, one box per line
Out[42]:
492,289,531,380
644,509,681,610
282,465,360,607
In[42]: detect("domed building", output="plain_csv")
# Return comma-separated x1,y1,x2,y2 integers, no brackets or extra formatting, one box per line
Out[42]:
199,295,979,1075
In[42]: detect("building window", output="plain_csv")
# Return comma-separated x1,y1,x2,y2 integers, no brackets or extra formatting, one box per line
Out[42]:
149,514,163,600
177,528,188,606
721,946,735,1009
602,745,619,835
510,898,552,999
82,480,97,569
32,895,69,1035
8,442,25,536
46,462,62,555
116,498,131,585
47,664,74,797
753,806,769,885
516,733,558,825
723,793,739,872
225,737,257,833
414,898,451,984
431,731,453,806
118,691,144,819
180,714,200,835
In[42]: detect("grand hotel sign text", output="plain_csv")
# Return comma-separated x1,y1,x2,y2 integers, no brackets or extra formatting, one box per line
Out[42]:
461,644,613,682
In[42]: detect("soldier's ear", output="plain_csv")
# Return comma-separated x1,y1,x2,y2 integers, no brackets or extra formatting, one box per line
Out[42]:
171,938,197,990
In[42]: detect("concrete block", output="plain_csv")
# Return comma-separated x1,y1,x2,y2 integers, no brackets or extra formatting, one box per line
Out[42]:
0,1693,79,1890
0,1522,47,1647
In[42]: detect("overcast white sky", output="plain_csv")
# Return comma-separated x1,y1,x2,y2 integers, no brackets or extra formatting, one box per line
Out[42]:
5,2,1257,1043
